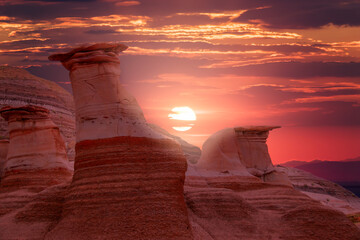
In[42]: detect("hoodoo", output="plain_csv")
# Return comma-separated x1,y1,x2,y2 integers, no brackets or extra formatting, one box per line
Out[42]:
185,127,360,239
197,126,291,185
0,105,72,192
47,43,192,239
0,105,72,225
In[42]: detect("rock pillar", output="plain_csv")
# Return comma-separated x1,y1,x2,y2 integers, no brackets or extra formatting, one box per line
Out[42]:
47,43,192,239
0,105,72,192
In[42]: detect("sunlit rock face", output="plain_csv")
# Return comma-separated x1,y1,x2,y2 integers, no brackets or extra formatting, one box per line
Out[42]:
185,127,360,239
0,66,75,162
0,105,72,236
47,43,192,240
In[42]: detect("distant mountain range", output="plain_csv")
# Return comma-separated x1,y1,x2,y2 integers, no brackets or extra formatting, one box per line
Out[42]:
281,157,360,183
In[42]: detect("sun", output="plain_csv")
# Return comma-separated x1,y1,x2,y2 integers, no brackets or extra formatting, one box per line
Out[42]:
168,106,196,132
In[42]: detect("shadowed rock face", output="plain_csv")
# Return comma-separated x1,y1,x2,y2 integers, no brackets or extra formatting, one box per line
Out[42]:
46,43,192,240
185,126,360,239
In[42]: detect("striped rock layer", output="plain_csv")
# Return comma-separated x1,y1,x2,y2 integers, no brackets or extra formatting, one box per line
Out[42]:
185,173,360,240
46,43,192,239
46,137,191,239
0,66,75,161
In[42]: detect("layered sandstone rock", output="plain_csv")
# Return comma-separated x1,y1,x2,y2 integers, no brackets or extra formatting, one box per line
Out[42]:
46,43,192,239
0,66,75,161
185,127,360,239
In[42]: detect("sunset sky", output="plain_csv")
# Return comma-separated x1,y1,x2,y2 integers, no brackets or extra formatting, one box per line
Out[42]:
0,0,359,164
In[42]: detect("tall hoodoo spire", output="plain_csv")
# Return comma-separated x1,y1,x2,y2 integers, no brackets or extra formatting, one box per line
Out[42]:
47,43,193,240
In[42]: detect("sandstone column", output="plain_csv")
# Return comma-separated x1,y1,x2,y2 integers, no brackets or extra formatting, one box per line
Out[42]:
0,105,72,192
234,126,279,175
47,43,192,239
234,126,292,185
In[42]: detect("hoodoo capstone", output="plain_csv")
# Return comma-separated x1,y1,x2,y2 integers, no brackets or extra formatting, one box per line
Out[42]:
47,43,193,239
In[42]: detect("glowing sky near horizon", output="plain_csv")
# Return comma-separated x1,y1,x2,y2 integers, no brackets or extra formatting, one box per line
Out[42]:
0,0,359,163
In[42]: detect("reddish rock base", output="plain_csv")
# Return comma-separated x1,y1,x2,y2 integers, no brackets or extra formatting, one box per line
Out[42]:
1,168,72,193
46,136,192,240
0,168,72,217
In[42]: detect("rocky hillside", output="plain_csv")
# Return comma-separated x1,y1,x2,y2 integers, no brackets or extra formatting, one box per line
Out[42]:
284,160,360,183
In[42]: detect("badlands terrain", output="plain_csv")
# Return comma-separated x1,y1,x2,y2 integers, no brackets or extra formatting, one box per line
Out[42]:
0,43,359,239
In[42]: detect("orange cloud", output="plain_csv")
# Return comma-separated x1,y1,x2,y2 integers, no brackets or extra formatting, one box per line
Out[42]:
294,95,360,104
115,1,140,6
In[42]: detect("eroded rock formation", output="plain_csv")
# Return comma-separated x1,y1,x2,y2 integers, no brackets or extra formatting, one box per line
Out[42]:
0,66,75,161
0,105,72,239
46,43,192,239
185,127,360,239
197,126,291,186
0,105,72,192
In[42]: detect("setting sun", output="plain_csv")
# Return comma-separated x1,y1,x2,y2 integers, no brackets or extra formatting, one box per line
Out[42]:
168,106,196,131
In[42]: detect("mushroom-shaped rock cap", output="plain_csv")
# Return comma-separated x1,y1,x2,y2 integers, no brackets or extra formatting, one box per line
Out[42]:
0,105,49,121
48,43,128,62
234,126,281,133
48,43,128,70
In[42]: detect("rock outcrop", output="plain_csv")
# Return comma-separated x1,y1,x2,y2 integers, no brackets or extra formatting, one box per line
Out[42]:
0,66,75,161
46,43,192,239
185,127,360,239
0,105,72,239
